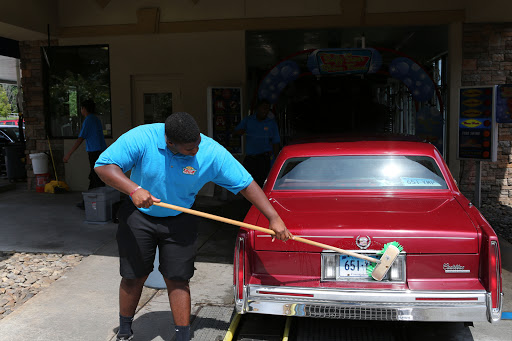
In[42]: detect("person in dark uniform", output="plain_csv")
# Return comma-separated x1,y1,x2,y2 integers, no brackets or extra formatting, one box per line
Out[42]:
235,100,281,187
63,99,106,208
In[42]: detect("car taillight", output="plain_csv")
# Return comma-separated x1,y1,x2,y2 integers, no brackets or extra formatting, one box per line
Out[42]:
489,240,502,310
235,237,245,300
322,254,337,280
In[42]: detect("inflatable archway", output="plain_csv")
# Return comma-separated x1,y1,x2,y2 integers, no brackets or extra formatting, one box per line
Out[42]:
256,47,442,112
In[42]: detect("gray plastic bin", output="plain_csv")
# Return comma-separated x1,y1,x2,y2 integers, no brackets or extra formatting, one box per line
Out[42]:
82,186,120,223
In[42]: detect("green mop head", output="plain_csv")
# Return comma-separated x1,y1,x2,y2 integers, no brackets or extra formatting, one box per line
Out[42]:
366,241,404,277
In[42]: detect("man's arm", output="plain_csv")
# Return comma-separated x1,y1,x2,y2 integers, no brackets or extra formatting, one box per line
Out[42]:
63,137,85,163
233,128,245,136
239,181,292,241
233,117,247,136
95,164,160,208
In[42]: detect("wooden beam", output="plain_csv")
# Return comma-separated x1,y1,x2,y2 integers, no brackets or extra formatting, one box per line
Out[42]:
57,10,465,38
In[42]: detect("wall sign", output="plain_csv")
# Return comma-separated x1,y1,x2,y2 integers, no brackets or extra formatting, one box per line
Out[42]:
457,86,497,161
306,48,381,75
496,84,512,123
207,87,242,155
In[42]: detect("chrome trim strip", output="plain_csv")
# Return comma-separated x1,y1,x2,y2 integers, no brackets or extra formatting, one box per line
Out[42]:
234,237,247,313
257,235,354,238
239,285,489,322
488,241,503,323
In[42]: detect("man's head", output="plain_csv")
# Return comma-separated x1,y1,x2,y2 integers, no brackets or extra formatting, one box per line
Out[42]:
81,99,95,116
255,100,271,121
165,112,201,156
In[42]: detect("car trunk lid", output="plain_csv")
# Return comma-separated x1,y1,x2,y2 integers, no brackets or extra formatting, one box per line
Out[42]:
254,194,478,254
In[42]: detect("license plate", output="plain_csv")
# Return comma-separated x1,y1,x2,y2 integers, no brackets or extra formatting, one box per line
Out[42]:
339,255,375,278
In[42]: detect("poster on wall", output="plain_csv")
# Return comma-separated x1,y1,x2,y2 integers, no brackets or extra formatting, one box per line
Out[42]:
207,87,243,155
496,84,512,123
457,86,497,161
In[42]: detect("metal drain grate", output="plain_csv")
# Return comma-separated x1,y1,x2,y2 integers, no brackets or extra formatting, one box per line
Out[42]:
303,305,399,321
186,305,234,341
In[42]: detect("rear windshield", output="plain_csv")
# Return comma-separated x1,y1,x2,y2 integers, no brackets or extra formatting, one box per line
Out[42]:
274,155,448,190
0,127,20,142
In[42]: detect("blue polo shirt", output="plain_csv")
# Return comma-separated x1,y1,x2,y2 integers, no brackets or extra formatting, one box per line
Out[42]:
79,114,107,152
235,115,280,155
95,124,253,217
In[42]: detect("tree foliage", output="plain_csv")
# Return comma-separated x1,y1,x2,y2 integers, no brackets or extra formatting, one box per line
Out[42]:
0,85,12,119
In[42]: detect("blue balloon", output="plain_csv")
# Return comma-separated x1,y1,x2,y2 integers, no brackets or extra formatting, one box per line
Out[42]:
403,77,413,87
390,57,436,102
277,82,287,91
410,63,421,73
258,60,300,103
280,65,293,79
389,57,413,79
270,67,280,77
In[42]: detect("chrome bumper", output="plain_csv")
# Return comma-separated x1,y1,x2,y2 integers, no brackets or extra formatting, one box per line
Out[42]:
235,285,500,323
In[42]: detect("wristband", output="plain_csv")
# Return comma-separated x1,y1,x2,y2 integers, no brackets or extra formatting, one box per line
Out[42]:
129,186,142,197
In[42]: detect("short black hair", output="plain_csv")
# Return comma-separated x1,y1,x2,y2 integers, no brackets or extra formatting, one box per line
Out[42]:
81,99,95,113
165,112,200,144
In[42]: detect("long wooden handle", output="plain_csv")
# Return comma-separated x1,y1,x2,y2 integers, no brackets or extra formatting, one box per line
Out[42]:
153,202,378,264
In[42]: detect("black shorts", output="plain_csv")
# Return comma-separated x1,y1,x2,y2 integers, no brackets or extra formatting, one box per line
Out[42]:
116,200,199,281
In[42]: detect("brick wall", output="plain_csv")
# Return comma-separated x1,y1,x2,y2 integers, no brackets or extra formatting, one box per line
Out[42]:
461,23,512,205
19,40,61,191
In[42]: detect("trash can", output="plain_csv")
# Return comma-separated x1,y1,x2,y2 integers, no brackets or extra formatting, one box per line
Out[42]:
29,153,49,175
82,186,121,223
144,247,166,289
3,144,26,180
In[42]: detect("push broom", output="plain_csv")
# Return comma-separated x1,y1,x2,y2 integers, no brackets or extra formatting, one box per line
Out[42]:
44,136,70,194
153,202,403,281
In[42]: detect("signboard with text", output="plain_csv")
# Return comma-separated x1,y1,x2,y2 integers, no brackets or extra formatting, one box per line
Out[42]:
307,48,381,75
496,84,512,123
207,87,243,155
457,86,497,161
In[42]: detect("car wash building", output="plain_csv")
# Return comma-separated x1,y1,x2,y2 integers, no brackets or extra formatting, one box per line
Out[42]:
1,0,512,207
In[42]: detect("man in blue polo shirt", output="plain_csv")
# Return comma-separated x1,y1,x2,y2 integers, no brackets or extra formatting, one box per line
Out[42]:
95,112,291,341
235,100,280,187
64,99,107,208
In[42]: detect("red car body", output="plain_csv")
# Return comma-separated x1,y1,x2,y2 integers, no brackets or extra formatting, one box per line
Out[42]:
234,140,503,323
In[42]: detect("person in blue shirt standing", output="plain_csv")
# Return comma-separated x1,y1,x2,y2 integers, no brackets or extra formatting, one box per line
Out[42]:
94,112,292,341
64,99,107,207
234,100,280,187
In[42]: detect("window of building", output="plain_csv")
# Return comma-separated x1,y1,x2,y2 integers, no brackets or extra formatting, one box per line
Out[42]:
43,45,112,138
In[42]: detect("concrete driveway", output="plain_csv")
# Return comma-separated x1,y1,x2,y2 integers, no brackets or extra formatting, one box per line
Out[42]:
0,187,117,255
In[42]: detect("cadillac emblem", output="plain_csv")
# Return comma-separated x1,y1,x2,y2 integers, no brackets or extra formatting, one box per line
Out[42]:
356,235,371,249
443,263,470,273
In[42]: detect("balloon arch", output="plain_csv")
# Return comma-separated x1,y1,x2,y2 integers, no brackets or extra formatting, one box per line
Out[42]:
254,47,443,115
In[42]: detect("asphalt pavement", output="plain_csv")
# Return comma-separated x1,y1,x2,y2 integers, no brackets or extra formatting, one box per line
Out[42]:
0,182,510,341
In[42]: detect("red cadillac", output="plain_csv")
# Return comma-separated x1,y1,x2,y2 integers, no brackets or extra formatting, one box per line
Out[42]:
233,140,503,323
